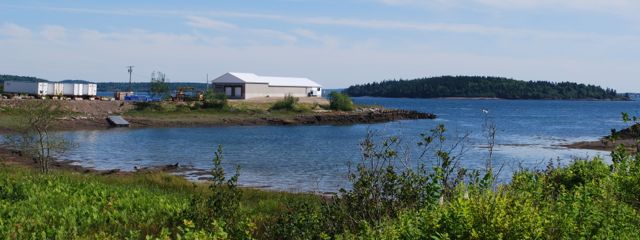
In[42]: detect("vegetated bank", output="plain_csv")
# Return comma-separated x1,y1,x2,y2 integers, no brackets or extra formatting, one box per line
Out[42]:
345,75,629,100
2,118,640,238
0,96,436,133
564,116,640,152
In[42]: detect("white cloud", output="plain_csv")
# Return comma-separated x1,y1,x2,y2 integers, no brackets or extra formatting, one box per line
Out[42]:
184,12,637,42
377,0,640,15
183,16,297,45
10,6,637,40
0,22,32,38
474,0,638,11
185,16,237,30
247,28,298,45
1,24,638,91
293,29,340,47
41,25,67,41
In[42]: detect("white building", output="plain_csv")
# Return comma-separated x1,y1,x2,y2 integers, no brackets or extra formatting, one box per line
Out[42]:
211,72,322,99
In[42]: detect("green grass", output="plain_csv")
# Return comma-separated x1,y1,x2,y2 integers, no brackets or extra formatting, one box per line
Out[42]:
121,101,325,127
0,107,25,130
0,165,321,239
3,145,640,239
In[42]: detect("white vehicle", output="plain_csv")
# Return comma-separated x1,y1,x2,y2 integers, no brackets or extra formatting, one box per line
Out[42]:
308,87,323,97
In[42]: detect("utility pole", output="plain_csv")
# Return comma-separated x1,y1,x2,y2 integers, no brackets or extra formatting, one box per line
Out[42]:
206,73,209,91
126,66,134,92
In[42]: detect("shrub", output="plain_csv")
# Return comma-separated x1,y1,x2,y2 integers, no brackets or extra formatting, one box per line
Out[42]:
133,101,164,111
349,156,640,239
270,94,300,111
202,91,229,109
175,104,192,112
327,125,468,233
263,199,328,239
329,92,354,111
182,145,253,239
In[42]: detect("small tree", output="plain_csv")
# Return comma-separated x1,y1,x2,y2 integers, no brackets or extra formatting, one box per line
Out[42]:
201,90,229,109
150,71,170,99
329,92,354,111
4,101,73,173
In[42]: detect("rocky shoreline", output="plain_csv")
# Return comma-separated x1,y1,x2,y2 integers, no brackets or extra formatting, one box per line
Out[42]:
0,99,437,132
562,123,639,152
4,108,436,132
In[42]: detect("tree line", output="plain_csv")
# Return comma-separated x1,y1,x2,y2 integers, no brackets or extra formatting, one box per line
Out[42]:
97,82,208,93
345,76,628,100
0,74,48,83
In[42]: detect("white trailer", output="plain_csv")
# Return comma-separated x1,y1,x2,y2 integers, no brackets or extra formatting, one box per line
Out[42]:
83,83,97,96
73,84,83,96
62,83,75,96
3,81,49,95
4,81,98,98
46,82,64,96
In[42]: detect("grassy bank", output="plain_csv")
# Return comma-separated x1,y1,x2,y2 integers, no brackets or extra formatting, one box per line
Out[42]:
3,102,639,239
3,146,640,239
0,93,393,131
0,164,321,239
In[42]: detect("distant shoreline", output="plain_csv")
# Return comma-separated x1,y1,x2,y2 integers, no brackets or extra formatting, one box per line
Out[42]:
562,139,638,152
0,98,437,133
354,96,632,101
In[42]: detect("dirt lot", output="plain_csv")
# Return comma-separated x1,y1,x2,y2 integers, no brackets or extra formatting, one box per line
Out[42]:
0,99,133,118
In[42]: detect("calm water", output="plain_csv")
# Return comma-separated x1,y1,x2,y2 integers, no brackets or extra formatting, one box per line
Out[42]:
59,98,640,192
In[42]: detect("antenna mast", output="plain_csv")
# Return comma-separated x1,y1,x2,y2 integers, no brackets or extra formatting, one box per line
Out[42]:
126,66,134,92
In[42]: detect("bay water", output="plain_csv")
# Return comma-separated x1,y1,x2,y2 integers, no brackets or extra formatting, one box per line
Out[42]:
59,98,640,192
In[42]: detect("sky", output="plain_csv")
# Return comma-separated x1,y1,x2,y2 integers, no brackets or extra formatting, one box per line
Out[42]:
1,0,639,91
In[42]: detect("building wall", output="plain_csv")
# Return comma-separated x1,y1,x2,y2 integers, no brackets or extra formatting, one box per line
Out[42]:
214,83,245,99
245,83,316,98
244,83,269,99
216,82,320,99
265,86,309,98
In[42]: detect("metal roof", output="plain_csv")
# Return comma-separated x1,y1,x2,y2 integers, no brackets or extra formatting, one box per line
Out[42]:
213,72,322,88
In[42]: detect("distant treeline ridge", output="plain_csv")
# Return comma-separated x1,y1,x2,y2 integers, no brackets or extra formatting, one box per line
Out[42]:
96,82,208,92
345,76,628,100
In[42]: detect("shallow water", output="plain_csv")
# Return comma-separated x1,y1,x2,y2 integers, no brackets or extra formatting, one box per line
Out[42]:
58,98,640,192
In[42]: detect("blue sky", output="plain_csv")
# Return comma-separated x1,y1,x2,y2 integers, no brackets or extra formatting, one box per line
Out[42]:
1,0,639,91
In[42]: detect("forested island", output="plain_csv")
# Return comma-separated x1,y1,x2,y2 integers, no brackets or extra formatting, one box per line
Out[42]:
345,76,629,100
0,74,48,83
